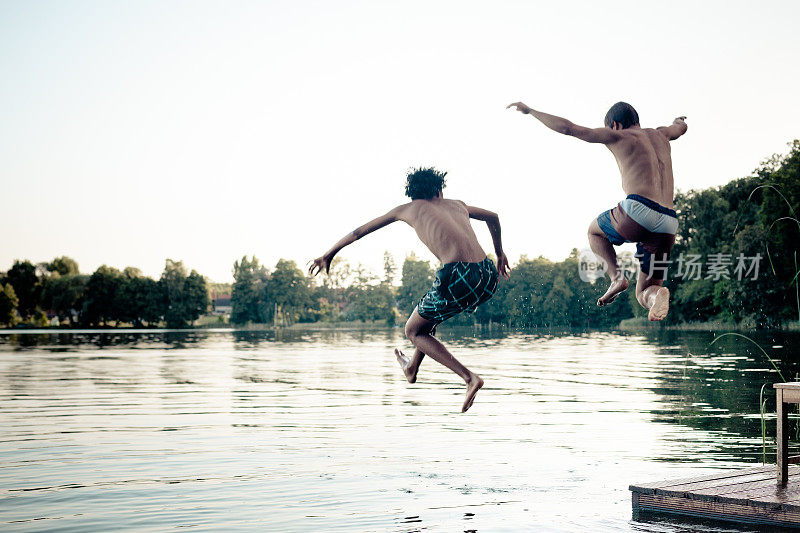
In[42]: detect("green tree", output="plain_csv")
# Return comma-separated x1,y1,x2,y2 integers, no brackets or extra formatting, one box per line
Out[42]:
397,255,434,317
542,275,573,326
161,259,188,328
757,140,800,322
138,277,166,327
267,259,311,325
47,256,80,276
231,256,269,324
116,269,166,327
0,283,18,326
82,265,123,326
664,142,800,326
159,259,208,328
342,265,396,323
184,270,210,324
5,260,41,320
41,274,88,326
499,256,553,327
383,251,396,285
560,250,632,328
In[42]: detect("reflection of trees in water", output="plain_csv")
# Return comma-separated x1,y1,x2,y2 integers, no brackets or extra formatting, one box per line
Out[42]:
642,330,800,460
231,327,400,348
0,331,208,351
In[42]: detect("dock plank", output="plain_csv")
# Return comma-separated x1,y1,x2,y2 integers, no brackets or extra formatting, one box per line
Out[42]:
631,465,800,528
630,465,774,493
693,477,799,499
634,492,800,528
659,470,780,493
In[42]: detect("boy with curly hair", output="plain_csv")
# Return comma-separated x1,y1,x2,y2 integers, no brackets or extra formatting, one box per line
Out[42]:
309,167,510,412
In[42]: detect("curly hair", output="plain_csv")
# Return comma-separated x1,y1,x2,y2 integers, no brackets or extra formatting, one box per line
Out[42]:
404,167,447,200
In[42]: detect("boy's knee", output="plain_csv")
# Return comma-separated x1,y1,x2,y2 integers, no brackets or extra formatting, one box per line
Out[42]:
404,320,416,340
588,219,602,236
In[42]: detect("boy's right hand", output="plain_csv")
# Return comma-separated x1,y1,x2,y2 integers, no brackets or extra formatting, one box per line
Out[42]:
496,252,511,280
506,102,532,114
308,255,332,276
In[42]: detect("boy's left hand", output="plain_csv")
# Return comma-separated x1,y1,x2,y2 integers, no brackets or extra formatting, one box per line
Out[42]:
496,252,510,280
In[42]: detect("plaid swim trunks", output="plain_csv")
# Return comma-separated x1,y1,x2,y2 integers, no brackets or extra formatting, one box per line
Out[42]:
416,256,499,324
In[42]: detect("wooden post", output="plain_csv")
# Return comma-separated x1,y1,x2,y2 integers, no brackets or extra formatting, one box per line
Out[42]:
778,387,789,485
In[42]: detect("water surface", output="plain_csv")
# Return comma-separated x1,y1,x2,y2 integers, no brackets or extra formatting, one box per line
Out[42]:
1,328,798,532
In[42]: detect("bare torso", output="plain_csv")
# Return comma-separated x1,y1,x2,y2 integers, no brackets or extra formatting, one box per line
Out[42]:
397,198,486,264
607,127,675,208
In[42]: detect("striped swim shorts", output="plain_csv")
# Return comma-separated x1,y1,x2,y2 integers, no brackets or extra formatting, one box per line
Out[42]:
416,256,499,324
597,194,678,280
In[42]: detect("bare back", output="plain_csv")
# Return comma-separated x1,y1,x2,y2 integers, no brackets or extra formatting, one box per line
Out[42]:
607,127,675,207
396,198,486,264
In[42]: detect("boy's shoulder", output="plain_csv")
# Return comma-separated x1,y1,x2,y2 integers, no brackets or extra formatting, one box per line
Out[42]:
406,198,468,209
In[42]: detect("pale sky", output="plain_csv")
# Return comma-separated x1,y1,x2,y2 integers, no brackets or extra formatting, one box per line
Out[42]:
2,1,799,283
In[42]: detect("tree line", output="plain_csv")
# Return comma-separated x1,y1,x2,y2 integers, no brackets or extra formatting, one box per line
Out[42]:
3,140,797,330
664,140,800,327
229,250,632,329
229,140,800,330
0,258,209,328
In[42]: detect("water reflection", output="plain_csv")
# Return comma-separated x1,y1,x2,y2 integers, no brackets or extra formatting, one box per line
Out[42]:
0,330,211,350
0,328,798,532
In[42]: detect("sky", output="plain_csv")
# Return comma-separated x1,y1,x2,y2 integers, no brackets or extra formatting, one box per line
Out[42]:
1,0,799,283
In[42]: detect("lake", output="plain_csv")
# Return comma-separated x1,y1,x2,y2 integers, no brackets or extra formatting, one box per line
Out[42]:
1,327,798,532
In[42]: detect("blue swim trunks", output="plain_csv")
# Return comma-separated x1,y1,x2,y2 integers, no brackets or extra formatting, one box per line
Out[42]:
417,256,499,324
596,194,678,279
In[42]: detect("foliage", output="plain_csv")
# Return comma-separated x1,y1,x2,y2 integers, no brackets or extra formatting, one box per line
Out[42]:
82,265,124,326
397,255,434,317
341,265,395,324
268,259,311,325
117,275,165,327
0,283,18,326
474,252,633,328
47,256,80,276
5,260,41,320
231,256,270,324
160,259,209,328
41,274,88,326
3,140,798,330
668,140,800,327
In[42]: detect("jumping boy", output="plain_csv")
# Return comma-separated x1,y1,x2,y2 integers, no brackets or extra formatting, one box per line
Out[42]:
308,167,510,412
507,101,687,321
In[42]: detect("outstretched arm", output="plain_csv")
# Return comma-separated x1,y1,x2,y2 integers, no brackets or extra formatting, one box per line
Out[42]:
309,206,404,276
657,116,688,141
506,101,623,144
466,205,510,280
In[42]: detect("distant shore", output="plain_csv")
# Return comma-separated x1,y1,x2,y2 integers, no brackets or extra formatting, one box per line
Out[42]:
3,319,800,334
618,317,800,332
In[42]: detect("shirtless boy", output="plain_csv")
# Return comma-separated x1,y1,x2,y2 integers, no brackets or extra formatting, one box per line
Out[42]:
507,101,687,321
308,167,510,412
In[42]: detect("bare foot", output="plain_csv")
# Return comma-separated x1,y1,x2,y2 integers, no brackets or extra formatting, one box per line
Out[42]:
395,348,417,383
462,374,484,413
597,277,629,307
648,287,670,321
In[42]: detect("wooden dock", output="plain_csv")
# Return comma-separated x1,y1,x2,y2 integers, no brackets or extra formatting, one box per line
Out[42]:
631,465,800,528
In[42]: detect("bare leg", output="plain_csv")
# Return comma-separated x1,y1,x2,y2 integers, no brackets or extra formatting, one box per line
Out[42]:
635,270,670,321
588,219,629,306
404,310,483,412
394,324,435,383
